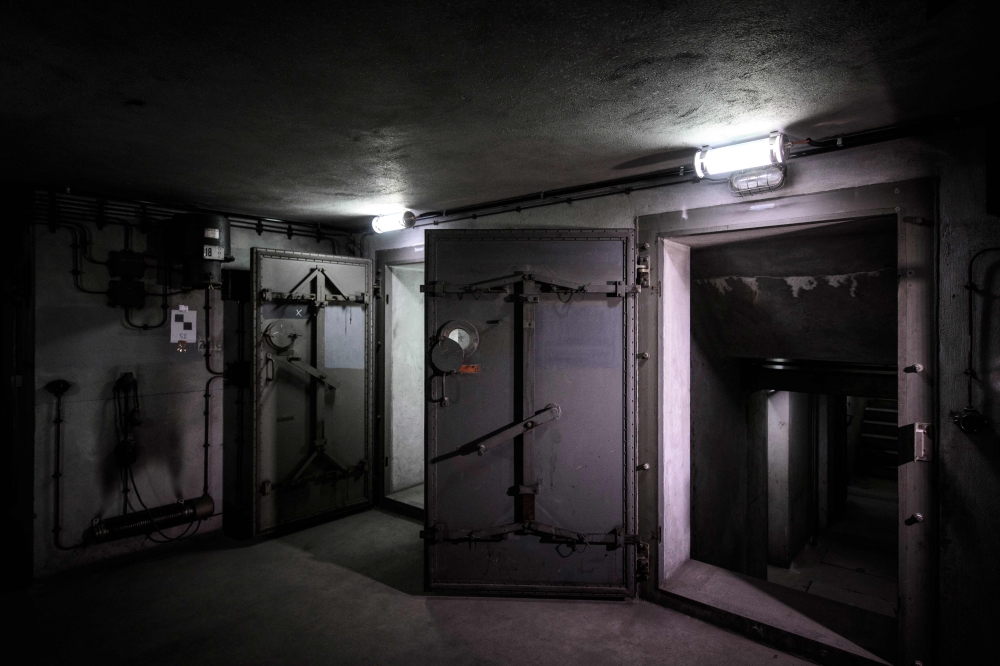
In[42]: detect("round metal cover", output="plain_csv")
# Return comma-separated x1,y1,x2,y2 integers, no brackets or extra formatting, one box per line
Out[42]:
430,337,464,374
440,320,479,358
264,321,297,351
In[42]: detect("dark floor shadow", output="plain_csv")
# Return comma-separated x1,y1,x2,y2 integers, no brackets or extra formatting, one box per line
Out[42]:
747,574,897,664
274,508,426,596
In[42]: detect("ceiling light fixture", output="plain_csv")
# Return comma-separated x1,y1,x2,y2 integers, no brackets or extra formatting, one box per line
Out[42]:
694,131,786,178
372,211,416,234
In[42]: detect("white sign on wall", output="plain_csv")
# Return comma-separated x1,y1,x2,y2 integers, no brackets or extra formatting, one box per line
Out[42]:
170,306,197,343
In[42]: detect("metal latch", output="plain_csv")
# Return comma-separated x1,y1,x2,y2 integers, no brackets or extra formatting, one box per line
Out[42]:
898,422,931,464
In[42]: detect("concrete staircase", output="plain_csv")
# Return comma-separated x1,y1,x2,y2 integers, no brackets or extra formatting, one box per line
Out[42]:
856,399,898,480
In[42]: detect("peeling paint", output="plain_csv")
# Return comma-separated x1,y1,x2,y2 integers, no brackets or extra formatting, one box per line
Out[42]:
784,276,817,298
696,268,893,299
705,277,733,295
738,277,760,301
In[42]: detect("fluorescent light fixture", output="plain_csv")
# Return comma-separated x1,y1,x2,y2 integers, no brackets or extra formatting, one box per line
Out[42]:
372,210,415,233
694,131,786,177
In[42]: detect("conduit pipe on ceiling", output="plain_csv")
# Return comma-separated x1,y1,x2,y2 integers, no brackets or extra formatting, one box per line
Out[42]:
408,106,988,228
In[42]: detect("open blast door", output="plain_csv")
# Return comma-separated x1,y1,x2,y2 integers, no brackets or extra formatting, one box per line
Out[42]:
237,249,373,536
421,230,641,596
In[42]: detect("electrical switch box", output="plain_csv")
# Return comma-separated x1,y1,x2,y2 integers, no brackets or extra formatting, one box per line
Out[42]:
107,250,148,280
108,279,146,309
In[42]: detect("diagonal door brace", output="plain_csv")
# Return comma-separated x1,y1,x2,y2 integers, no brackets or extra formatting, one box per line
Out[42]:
276,355,339,390
431,404,561,461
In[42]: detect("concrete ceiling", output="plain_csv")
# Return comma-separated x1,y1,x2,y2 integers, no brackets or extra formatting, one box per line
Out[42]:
0,2,990,229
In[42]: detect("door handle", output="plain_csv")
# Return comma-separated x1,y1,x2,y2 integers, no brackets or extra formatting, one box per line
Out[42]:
265,353,275,383
430,374,450,407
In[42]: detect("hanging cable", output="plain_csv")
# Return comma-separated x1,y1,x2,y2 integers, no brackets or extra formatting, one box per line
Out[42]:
965,247,1000,407
126,466,202,542
113,373,141,514
45,379,84,550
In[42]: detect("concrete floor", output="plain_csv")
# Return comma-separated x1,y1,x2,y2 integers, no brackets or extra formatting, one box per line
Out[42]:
387,483,424,510
10,509,813,665
768,483,898,618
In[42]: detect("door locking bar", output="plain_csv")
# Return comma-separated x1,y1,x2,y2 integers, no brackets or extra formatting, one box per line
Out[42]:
422,272,639,297
261,289,367,305
262,266,368,305
282,442,365,489
420,522,639,549
274,355,339,390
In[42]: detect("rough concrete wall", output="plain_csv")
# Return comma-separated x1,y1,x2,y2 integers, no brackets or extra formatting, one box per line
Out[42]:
366,131,999,662
33,222,336,577
690,337,747,572
33,223,223,577
934,136,1000,662
388,264,424,494
689,217,897,365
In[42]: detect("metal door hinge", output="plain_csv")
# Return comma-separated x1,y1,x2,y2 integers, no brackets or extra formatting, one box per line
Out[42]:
260,480,272,496
635,540,650,582
636,256,650,288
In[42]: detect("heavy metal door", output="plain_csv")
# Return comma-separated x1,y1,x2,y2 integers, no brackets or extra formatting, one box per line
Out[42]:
422,230,641,596
251,249,372,534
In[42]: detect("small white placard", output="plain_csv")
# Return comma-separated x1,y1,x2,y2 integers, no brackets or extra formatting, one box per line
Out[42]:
204,228,220,239
203,245,225,260
170,309,197,343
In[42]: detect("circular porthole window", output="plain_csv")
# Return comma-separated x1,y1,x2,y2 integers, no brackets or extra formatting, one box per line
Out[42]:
264,321,298,351
439,320,479,358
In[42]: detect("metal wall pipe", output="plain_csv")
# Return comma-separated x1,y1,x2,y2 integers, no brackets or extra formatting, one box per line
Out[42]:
91,495,214,543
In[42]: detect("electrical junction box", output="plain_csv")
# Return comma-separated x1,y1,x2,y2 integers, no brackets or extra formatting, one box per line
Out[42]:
108,279,146,309
170,306,197,343
107,250,148,280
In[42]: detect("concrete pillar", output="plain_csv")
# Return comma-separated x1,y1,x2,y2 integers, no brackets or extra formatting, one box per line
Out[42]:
767,391,814,568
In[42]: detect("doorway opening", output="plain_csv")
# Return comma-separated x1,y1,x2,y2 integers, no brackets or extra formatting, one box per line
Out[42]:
764,391,898,618
377,251,426,515
659,215,902,664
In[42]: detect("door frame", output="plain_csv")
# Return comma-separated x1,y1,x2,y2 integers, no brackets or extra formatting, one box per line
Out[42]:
636,179,938,664
375,246,427,518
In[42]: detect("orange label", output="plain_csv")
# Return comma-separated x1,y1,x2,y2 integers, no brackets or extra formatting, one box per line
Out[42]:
459,364,480,374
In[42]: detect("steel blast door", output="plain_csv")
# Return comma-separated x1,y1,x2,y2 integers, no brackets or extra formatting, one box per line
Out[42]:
252,249,372,534
423,230,638,596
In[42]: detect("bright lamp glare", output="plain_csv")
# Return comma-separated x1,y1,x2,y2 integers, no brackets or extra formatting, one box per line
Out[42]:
372,211,415,233
695,132,785,177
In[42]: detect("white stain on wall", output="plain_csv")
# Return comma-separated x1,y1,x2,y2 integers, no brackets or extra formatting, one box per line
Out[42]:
696,268,893,299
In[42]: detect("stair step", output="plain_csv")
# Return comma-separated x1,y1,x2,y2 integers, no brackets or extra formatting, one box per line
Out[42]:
862,466,898,480
867,399,899,410
861,433,897,441
860,447,898,456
